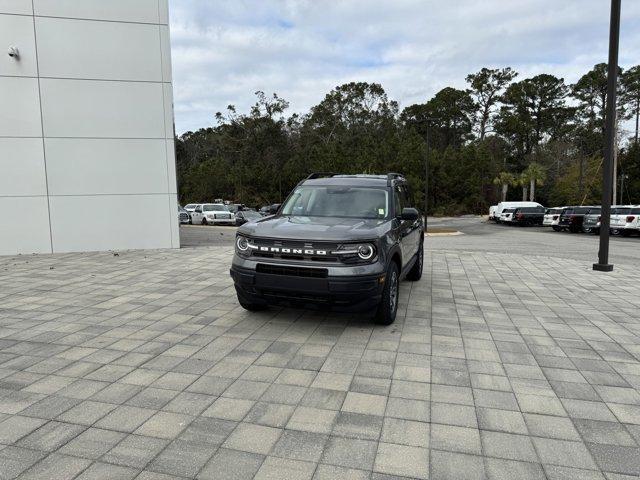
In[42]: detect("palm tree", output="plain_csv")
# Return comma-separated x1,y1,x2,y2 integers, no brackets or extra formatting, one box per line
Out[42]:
522,163,547,201
493,172,516,202
518,173,529,201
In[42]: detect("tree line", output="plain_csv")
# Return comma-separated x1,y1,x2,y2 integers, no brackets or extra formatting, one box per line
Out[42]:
175,64,640,214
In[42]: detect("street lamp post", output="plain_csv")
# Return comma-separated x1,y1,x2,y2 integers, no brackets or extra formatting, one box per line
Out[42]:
594,0,622,273
425,123,430,229
423,117,436,232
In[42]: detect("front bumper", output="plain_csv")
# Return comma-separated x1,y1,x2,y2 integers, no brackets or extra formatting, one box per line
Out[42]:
230,260,385,311
207,216,235,224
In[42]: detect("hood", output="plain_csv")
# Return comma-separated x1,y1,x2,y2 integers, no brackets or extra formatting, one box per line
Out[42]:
238,215,389,242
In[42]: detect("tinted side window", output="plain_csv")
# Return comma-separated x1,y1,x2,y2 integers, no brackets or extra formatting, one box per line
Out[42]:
395,185,408,215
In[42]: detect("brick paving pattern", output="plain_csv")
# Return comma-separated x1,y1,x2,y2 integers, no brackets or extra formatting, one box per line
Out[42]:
1,244,640,479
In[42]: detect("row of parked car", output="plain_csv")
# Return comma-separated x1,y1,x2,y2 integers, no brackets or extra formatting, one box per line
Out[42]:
489,201,640,236
178,202,280,226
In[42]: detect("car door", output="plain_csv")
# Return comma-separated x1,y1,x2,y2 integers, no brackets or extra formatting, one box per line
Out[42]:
394,184,420,269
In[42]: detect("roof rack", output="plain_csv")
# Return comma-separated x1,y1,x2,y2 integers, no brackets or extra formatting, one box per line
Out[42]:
386,172,405,186
306,172,336,180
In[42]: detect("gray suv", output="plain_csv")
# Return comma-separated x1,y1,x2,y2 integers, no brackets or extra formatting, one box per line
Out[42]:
230,173,424,324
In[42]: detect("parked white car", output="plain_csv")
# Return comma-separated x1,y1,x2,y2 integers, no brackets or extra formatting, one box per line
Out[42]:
184,204,198,214
610,205,640,236
499,208,516,223
191,203,235,225
543,207,567,231
494,201,543,223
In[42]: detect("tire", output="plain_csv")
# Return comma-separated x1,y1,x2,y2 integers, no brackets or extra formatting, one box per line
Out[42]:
583,227,592,234
611,228,620,235
201,218,208,226
552,226,561,232
406,242,423,281
375,262,400,325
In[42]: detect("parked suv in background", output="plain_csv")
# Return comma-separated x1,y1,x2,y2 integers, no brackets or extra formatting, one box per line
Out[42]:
235,210,262,226
582,207,602,234
191,203,235,225
610,205,640,236
494,201,543,223
184,204,198,215
558,206,597,233
178,205,191,224
230,173,424,324
499,208,516,223
512,206,546,226
543,207,568,231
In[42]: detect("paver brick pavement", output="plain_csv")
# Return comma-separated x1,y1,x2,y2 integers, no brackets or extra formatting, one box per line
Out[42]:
0,243,640,479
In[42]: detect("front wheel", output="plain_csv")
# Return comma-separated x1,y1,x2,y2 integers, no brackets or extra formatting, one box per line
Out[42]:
583,227,592,234
552,226,561,232
406,242,423,281
375,262,399,325
201,218,208,226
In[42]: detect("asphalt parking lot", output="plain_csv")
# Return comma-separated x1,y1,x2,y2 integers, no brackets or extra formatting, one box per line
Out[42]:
181,217,640,265
1,220,640,479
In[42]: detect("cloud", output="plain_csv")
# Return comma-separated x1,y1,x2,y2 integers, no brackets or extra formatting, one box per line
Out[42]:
168,0,640,134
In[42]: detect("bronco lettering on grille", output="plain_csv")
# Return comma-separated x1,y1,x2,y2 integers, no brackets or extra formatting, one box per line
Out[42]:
257,246,327,255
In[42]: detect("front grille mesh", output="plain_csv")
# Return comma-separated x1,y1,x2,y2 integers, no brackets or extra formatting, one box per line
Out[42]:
256,263,328,278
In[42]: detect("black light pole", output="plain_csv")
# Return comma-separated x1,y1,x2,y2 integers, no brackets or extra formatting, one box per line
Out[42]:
423,117,436,231
594,0,621,272
425,123,430,229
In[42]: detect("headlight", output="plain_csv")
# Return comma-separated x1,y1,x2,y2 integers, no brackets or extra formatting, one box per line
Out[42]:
357,244,375,260
331,243,377,263
236,235,250,252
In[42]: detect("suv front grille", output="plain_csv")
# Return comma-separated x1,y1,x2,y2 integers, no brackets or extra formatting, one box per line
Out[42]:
250,239,340,263
256,263,328,278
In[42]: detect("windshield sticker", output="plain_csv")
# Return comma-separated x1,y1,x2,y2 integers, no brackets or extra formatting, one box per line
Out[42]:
378,208,385,215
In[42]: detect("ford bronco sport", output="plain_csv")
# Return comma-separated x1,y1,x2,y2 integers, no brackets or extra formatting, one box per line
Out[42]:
229,173,424,324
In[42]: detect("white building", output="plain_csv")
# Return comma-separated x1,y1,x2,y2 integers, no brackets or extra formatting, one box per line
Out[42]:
0,0,178,255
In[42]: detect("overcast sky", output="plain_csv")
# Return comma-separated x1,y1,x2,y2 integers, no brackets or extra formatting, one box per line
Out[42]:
168,0,640,134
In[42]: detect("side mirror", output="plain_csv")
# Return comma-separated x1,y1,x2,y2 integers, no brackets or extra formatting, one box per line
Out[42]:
400,207,420,221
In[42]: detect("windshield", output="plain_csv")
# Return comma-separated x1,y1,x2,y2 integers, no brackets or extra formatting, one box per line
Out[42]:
281,186,389,219
243,211,261,219
185,204,196,209
203,204,228,212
